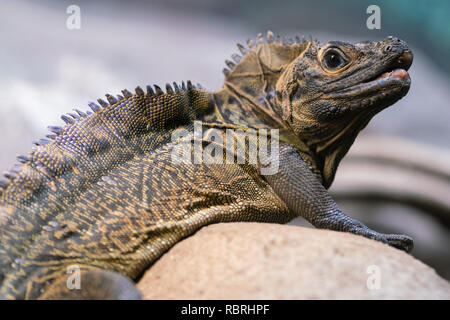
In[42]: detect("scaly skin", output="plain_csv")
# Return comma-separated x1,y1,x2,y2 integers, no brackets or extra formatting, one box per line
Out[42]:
0,32,413,299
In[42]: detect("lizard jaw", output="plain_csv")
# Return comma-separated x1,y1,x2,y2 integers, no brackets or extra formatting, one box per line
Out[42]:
361,49,412,86
330,69,411,101
375,68,409,81
330,52,412,103
364,67,411,90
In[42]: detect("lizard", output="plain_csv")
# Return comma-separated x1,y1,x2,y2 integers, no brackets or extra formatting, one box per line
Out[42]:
0,31,414,299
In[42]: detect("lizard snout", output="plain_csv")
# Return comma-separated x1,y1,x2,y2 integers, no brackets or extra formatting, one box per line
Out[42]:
396,50,413,71
382,37,413,67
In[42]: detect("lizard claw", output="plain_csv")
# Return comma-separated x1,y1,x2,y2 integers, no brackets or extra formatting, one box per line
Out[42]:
384,233,414,253
347,223,414,253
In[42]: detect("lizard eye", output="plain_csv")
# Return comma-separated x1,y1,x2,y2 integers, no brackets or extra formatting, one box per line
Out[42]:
322,50,346,70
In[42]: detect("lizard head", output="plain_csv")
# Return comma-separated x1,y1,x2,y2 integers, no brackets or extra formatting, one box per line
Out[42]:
220,33,412,187
275,36,413,187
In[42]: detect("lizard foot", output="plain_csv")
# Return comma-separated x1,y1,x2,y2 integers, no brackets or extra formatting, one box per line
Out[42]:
384,233,414,253
348,223,414,253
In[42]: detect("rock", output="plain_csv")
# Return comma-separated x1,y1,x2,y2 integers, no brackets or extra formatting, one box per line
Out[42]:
137,223,450,299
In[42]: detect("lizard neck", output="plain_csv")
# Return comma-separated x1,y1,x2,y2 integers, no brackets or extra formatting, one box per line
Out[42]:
210,87,284,129
210,35,311,128
208,87,322,185
202,36,329,183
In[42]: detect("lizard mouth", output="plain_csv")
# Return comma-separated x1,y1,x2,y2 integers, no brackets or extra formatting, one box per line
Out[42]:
366,68,409,84
364,49,413,84
332,50,413,103
362,50,412,87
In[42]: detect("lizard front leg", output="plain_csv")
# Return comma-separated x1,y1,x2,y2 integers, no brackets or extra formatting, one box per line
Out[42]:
264,144,414,252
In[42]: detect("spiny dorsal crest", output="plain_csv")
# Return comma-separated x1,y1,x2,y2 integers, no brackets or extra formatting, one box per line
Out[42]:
223,30,315,77
0,81,202,196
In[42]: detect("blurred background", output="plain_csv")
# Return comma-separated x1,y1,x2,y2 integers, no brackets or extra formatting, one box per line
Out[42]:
0,0,449,282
